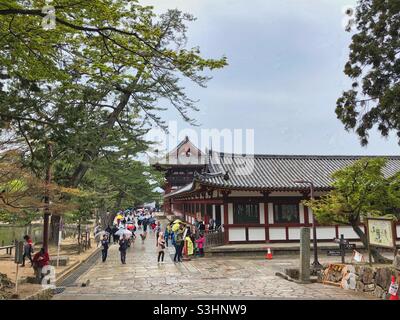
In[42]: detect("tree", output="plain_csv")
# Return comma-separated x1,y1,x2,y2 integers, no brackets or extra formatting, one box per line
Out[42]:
303,157,400,263
0,150,79,225
0,1,227,188
0,2,226,242
336,0,400,145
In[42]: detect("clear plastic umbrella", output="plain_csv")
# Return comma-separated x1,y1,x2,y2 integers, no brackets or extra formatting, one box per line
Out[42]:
114,229,132,238
95,231,110,241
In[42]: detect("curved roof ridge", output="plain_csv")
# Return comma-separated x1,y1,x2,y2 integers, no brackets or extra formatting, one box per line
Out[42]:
216,152,400,159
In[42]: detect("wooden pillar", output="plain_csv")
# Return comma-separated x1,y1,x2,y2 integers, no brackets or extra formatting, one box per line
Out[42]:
222,191,230,244
262,192,270,242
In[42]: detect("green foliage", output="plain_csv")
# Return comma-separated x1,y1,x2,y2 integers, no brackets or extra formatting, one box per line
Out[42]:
304,158,400,225
336,0,400,145
0,2,225,224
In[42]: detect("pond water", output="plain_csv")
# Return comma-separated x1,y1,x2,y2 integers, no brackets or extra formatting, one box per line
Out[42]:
0,225,43,246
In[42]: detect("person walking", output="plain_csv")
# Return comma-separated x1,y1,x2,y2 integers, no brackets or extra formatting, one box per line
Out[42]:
112,225,119,243
119,235,129,264
21,235,34,267
157,232,166,263
101,234,109,262
140,219,148,243
105,225,112,239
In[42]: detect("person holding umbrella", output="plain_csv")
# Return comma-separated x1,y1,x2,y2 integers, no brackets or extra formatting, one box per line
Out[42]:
101,234,109,262
119,234,129,264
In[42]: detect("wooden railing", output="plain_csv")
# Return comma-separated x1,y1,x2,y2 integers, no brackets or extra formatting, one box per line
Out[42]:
204,230,225,248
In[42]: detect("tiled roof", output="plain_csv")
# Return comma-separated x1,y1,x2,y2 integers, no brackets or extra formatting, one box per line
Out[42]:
199,153,400,191
164,153,400,198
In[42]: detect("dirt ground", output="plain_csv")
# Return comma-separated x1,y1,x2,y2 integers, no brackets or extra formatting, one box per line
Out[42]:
0,236,98,299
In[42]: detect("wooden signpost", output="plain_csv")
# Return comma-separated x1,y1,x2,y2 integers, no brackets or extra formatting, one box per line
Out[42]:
366,217,397,265
14,240,23,294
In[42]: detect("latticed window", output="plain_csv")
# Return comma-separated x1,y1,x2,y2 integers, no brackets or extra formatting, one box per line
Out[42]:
234,203,259,224
273,204,299,223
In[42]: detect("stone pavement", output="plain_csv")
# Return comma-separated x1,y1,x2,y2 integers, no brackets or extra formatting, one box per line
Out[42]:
53,227,376,300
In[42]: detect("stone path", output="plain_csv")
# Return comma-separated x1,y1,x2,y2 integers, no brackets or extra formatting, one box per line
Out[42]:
53,227,376,300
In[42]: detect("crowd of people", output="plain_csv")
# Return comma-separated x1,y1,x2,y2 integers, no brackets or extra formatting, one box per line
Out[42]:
17,208,208,285
95,208,207,265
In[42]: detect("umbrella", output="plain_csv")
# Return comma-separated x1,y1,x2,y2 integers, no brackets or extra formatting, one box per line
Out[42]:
116,214,123,220
138,215,145,220
126,224,135,231
114,229,132,238
173,219,182,224
172,223,180,232
94,231,110,241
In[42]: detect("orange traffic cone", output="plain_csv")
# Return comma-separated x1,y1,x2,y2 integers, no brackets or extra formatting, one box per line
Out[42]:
388,276,399,300
265,248,273,260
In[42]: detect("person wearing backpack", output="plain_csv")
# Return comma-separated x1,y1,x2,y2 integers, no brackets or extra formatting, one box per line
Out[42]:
21,235,34,267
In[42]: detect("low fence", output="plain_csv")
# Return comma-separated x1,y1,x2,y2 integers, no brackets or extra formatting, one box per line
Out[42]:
0,223,91,246
204,230,225,248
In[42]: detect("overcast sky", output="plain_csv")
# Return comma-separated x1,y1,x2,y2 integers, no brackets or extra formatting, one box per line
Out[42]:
141,0,399,156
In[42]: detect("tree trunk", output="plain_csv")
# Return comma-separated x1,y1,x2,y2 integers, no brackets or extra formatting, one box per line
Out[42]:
68,91,133,188
350,220,392,264
98,200,109,229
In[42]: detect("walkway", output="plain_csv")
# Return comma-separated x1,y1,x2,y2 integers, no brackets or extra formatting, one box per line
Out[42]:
53,226,375,300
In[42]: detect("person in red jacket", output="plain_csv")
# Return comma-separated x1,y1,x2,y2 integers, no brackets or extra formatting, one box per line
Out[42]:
32,248,50,284
195,233,205,257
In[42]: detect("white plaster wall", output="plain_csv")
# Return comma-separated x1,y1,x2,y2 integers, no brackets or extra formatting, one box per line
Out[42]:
338,226,360,239
228,203,234,224
268,203,274,224
269,191,303,197
229,228,246,241
248,228,265,241
397,225,400,238
259,203,265,224
229,191,263,197
288,228,300,240
269,227,286,240
299,204,305,224
212,205,216,221
315,227,336,240
309,208,314,223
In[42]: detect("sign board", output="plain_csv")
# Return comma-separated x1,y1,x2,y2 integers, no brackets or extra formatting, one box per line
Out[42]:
343,243,356,250
366,217,396,249
327,250,342,256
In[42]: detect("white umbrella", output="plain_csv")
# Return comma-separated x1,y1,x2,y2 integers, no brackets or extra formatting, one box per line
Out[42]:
95,230,111,241
115,229,132,238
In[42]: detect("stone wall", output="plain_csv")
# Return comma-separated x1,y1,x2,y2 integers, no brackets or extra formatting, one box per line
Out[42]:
319,263,400,300
352,265,399,299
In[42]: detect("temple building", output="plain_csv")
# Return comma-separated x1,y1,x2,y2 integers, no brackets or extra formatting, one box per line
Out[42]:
155,138,400,244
